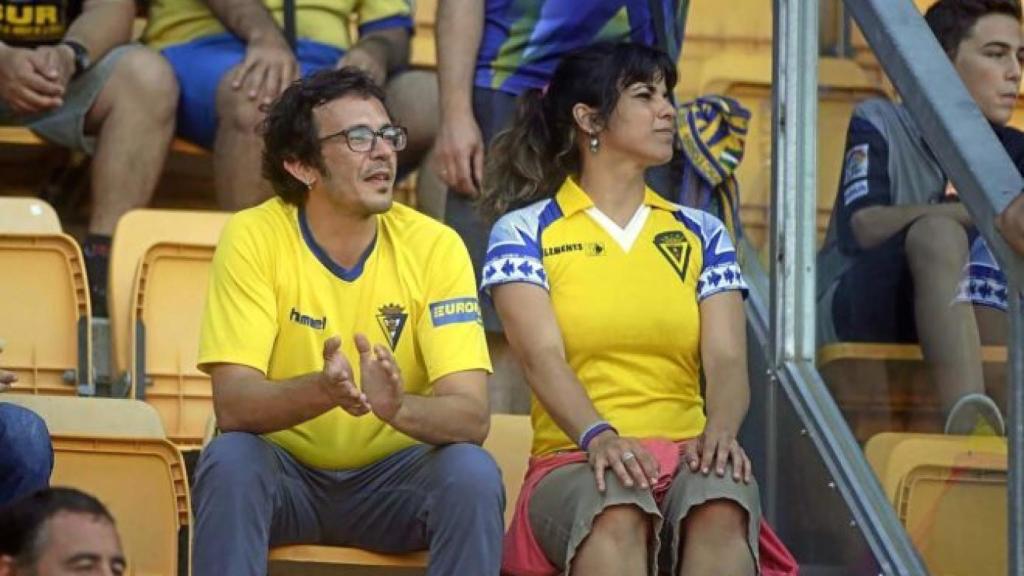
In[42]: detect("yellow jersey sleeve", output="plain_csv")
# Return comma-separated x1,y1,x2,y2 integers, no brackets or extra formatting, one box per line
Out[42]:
197,214,280,374
356,0,413,37
417,229,492,381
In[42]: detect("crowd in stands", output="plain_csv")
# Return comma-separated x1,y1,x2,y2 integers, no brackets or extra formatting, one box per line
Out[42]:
0,0,1023,573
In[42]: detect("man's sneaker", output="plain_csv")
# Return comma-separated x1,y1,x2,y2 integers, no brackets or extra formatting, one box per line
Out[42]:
944,393,1006,436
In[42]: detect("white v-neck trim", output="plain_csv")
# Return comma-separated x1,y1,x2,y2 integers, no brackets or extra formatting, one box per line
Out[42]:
585,204,650,252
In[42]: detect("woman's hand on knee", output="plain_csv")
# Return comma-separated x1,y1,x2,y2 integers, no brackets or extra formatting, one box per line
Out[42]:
587,433,659,492
684,430,753,484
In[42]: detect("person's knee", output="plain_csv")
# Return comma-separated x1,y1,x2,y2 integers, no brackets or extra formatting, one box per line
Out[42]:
433,443,504,507
683,499,748,544
110,48,179,122
905,215,969,269
386,70,439,153
588,505,649,547
194,432,274,497
215,74,265,137
0,404,52,483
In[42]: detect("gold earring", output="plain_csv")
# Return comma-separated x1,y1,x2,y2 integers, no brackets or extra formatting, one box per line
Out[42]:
589,133,599,154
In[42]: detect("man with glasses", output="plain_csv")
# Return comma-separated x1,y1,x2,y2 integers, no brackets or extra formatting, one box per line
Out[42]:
190,68,503,576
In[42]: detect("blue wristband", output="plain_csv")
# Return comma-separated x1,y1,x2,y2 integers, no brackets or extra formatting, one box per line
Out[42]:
579,421,617,451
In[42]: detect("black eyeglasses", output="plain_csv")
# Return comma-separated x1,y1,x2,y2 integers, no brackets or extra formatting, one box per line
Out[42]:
318,124,408,153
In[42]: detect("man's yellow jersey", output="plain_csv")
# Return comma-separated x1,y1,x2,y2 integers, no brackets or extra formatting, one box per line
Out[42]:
199,198,491,470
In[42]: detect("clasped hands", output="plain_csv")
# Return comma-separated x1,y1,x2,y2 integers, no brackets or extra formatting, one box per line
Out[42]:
318,334,403,422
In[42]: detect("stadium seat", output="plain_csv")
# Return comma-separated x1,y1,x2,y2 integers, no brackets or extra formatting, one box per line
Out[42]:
0,196,61,233
108,209,229,444
49,434,190,576
129,242,217,446
865,432,1006,576
411,0,437,68
268,413,532,575
0,233,92,395
1,393,165,437
0,125,207,156
108,210,228,387
817,343,1007,442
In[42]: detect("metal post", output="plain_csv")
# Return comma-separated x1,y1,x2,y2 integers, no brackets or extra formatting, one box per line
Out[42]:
1011,289,1024,576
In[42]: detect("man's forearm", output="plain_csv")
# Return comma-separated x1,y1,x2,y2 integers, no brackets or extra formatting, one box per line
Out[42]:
437,0,483,118
215,371,338,434
204,0,285,44
388,392,489,445
65,0,134,62
851,203,971,250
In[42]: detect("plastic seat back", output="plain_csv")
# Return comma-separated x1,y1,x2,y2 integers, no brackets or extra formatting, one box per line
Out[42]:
0,233,91,394
0,197,61,233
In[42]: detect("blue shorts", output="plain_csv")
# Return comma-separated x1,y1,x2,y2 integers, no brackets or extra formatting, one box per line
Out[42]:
161,34,343,148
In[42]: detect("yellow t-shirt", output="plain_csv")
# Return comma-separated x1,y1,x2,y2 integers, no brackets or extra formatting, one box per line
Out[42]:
198,198,491,470
481,178,747,456
144,0,412,51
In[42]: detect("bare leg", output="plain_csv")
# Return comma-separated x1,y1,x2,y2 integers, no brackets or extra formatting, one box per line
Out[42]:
570,505,649,576
904,215,984,414
84,47,177,235
976,305,1008,414
386,70,445,217
678,500,754,576
213,67,272,211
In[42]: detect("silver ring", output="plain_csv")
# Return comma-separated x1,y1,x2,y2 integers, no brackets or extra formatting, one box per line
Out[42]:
621,451,636,462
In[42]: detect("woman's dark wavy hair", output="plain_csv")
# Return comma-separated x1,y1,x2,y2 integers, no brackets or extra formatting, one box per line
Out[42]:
925,0,1022,58
479,42,677,222
261,67,389,206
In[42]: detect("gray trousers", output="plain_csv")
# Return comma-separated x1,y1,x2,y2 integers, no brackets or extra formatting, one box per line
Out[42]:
191,432,505,575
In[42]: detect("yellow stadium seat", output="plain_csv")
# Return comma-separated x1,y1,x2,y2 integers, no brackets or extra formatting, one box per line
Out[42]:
0,393,165,437
865,432,1006,576
411,0,437,68
817,343,1007,442
268,414,532,575
129,242,217,446
0,197,61,233
108,209,229,393
0,233,91,395
49,434,190,576
0,125,207,156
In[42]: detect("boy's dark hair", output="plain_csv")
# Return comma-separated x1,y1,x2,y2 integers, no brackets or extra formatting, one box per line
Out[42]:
0,487,116,567
926,0,1022,58
261,67,390,206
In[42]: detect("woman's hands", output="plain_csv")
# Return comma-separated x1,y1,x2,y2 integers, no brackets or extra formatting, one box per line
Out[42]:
586,430,660,492
682,427,753,484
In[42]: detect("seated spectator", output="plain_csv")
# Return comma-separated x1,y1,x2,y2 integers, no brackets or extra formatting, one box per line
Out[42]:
0,367,53,507
0,0,178,317
817,0,1024,435
143,0,437,211
0,487,125,576
481,43,761,576
191,68,503,576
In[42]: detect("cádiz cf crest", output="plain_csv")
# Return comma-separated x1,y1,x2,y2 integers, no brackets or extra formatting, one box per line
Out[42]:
653,231,692,280
376,303,408,350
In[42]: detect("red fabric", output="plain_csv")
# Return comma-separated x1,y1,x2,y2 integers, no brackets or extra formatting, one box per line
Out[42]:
501,439,798,576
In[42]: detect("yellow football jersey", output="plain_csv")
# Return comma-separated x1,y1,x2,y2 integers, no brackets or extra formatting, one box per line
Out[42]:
198,198,491,470
481,178,747,456
144,0,412,51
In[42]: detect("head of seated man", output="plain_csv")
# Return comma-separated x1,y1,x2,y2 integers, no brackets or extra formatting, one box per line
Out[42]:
927,0,1024,125
261,67,406,220
0,487,125,576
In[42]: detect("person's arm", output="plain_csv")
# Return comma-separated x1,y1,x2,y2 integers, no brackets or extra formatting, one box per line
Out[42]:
434,0,485,196
357,334,489,444
204,0,296,104
849,202,972,251
61,0,134,64
493,283,659,491
337,27,409,86
208,336,371,434
691,291,752,483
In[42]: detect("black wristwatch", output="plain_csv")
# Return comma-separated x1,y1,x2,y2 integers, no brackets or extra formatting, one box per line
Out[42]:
60,40,91,79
